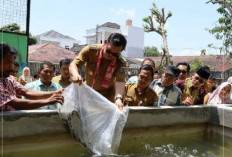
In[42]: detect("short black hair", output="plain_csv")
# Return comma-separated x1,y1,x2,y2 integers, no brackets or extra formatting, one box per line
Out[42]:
176,62,190,72
107,33,127,51
60,59,71,68
40,61,55,71
141,58,155,67
14,61,20,67
138,65,154,79
0,42,18,61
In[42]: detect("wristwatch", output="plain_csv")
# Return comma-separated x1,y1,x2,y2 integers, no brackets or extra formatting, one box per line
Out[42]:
115,96,123,101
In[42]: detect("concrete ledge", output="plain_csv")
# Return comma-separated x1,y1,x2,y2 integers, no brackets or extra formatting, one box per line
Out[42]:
1,110,68,138
1,105,231,138
210,104,232,128
125,105,211,128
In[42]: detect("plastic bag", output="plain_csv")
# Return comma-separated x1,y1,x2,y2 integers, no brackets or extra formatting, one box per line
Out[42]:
58,83,129,155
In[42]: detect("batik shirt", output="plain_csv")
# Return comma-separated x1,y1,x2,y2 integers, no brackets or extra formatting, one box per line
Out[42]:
150,79,182,106
182,78,200,104
0,76,26,111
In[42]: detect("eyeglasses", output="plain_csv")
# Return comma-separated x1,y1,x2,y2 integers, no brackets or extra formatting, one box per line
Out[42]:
194,76,205,84
180,70,187,74
106,49,120,58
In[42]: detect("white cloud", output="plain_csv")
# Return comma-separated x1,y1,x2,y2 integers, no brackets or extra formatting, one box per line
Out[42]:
110,7,135,18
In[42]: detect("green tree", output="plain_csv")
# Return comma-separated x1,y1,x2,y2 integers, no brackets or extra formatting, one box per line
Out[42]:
200,49,206,55
143,2,172,69
144,46,161,57
0,23,20,33
189,57,210,72
0,23,37,45
206,0,232,57
28,34,37,45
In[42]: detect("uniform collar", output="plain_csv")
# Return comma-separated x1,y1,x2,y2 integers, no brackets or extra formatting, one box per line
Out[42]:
58,75,71,82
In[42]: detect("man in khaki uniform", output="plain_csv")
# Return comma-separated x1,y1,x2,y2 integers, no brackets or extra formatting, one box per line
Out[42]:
69,33,127,110
53,59,72,88
123,65,157,106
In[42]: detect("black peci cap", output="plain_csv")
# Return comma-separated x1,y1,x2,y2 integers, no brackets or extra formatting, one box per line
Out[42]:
165,65,181,78
196,67,210,79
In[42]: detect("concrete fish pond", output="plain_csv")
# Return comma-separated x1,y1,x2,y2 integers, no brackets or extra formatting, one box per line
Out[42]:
1,105,232,157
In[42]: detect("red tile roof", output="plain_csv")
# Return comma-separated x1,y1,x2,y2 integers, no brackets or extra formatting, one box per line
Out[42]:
28,43,76,64
127,55,232,72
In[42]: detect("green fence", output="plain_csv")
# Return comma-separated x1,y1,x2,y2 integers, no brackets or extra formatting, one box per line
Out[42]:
0,31,28,76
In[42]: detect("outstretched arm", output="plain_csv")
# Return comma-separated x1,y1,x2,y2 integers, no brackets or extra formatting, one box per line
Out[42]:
6,93,64,110
69,62,83,85
115,82,125,110
23,88,64,100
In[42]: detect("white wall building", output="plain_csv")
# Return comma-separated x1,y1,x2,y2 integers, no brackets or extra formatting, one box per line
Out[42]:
85,22,121,45
84,20,144,58
121,20,144,58
36,30,80,49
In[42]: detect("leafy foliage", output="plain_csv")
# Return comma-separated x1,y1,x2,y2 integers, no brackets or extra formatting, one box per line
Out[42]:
144,46,161,57
142,2,172,68
0,23,37,45
0,23,20,32
207,0,232,57
201,49,206,55
189,57,210,72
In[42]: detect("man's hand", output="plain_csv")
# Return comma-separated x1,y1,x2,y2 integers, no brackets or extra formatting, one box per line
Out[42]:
47,93,64,104
71,74,83,85
183,96,194,106
115,97,124,110
55,88,64,94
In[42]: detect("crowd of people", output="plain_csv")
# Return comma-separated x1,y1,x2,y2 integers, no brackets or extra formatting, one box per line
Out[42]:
1,33,232,111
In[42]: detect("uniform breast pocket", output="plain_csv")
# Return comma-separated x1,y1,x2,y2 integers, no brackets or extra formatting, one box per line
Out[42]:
124,94,134,106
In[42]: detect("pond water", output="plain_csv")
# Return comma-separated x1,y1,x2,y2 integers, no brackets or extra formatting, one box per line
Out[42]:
3,125,232,157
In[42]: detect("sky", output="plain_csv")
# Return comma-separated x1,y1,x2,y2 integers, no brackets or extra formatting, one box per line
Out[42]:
30,0,222,56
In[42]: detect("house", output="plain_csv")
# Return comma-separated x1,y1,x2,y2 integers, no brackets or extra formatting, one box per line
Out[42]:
36,30,80,49
84,22,121,44
70,43,87,54
28,43,76,75
84,19,144,58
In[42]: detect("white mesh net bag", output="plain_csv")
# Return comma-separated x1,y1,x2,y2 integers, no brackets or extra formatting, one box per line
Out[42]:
58,83,129,155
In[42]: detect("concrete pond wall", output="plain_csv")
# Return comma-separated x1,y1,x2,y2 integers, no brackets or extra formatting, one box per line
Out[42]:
1,105,232,139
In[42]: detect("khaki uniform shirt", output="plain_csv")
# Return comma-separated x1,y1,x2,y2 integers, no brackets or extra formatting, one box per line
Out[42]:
52,75,71,88
72,44,126,102
123,82,158,106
